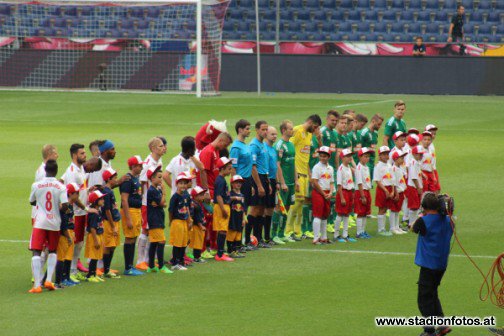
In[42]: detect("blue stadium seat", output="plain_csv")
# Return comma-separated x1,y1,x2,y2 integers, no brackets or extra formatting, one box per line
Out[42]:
478,1,491,10
377,32,394,41
338,21,352,31
408,22,421,33
497,2,504,10
357,21,370,31
239,0,253,7
498,24,504,34
460,0,473,8
417,10,430,22
322,21,336,31
306,0,320,8
306,32,324,40
311,9,326,20
295,9,310,20
425,0,439,10
328,10,344,20
280,10,294,20
373,0,387,8
373,21,387,32
328,32,342,40
464,22,475,33
289,0,303,8
401,9,414,21
261,31,276,40
426,22,438,33
487,12,500,22
443,0,456,9
471,11,483,22
338,0,354,9
347,9,361,20
261,9,276,20
223,20,234,31
477,23,491,34
303,21,318,31
355,0,369,8
237,20,250,31
408,0,421,9
364,32,378,40
391,21,404,32
363,9,378,20
489,35,503,43
228,8,242,19
257,0,270,8
321,0,336,8
382,9,397,21
435,9,448,22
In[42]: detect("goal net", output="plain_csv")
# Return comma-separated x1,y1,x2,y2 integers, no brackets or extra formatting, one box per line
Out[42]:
0,0,229,96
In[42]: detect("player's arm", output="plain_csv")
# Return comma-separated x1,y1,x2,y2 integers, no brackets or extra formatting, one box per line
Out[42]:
411,217,427,234
114,174,130,188
293,161,299,191
376,181,389,197
251,165,264,196
329,181,334,197
29,184,36,206
159,185,167,208
162,170,172,189
310,177,324,197
191,155,207,188
120,192,133,229
337,184,345,205
447,23,454,42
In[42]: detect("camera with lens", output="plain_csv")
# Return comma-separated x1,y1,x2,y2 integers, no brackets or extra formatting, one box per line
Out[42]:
437,194,454,216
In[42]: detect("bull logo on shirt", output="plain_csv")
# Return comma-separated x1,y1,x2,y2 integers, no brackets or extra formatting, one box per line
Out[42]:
321,172,332,180
179,206,189,215
423,158,432,164
365,177,371,183
347,178,354,184
232,203,243,212
383,173,392,180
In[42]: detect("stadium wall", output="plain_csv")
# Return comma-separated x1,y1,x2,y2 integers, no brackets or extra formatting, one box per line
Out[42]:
220,54,504,95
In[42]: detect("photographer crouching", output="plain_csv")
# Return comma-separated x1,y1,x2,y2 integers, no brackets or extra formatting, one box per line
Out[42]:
412,192,454,336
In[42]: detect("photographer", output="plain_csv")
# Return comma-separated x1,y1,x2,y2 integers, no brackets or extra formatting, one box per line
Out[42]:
411,193,453,336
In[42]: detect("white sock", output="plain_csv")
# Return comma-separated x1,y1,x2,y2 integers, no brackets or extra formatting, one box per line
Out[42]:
409,209,419,226
98,259,104,269
334,216,343,238
321,220,328,240
312,218,321,241
356,217,363,235
32,256,42,287
362,217,367,233
377,215,385,232
402,199,409,221
46,253,57,283
71,241,83,274
137,233,147,264
342,217,349,238
39,250,47,280
143,241,151,263
396,211,402,231
389,212,397,231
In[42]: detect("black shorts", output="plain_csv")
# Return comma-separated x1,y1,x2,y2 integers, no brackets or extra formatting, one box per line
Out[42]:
242,176,253,208
265,178,276,208
249,174,271,207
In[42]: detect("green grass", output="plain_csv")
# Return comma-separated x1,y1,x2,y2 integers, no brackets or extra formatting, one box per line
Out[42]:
0,91,502,336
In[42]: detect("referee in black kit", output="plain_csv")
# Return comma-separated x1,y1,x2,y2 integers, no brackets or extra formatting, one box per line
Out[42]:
447,5,465,55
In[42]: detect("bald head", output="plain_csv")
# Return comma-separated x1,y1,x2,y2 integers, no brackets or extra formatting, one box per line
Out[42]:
266,126,278,145
42,144,58,162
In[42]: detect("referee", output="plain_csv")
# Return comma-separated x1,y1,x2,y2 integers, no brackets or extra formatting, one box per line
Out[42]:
447,5,465,55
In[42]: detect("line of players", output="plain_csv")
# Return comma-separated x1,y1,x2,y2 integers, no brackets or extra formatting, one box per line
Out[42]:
28,100,441,293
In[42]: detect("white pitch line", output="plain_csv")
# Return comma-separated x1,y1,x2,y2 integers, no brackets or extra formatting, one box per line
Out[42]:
333,99,395,109
270,247,498,260
0,239,496,260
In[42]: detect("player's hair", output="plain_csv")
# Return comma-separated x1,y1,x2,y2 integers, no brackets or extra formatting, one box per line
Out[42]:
457,4,463,10
394,100,406,108
421,192,439,211
69,143,84,157
307,114,322,126
148,137,163,151
157,136,167,145
327,110,339,119
89,140,102,152
217,132,233,143
356,114,368,123
235,119,250,134
181,136,196,154
343,109,355,115
416,36,423,41
45,159,58,176
255,120,268,129
42,144,56,160
372,113,384,121
338,115,348,123
280,120,293,134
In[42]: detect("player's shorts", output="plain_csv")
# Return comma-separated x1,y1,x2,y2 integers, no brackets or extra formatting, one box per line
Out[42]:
141,205,148,230
295,174,308,200
85,234,104,260
103,220,121,247
30,228,59,251
279,184,295,207
169,219,188,248
354,190,372,217
422,170,439,192
226,229,242,242
242,176,253,208
57,230,75,261
212,204,230,232
228,213,243,232
189,225,205,250
149,228,166,243
249,174,271,207
375,185,394,209
433,170,441,191
121,208,142,238
311,189,331,219
74,215,87,243
335,189,354,216
265,178,277,208
389,191,405,212
405,186,421,210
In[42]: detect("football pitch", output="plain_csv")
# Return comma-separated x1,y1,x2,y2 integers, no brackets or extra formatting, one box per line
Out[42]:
0,91,502,336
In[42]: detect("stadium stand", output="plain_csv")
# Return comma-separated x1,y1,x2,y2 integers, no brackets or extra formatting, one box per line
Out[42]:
0,1,502,42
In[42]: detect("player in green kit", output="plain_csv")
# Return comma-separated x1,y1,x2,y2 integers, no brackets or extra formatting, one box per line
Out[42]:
360,114,384,180
272,120,298,243
383,100,407,148
319,110,339,233
303,129,322,239
351,114,368,164
335,116,352,167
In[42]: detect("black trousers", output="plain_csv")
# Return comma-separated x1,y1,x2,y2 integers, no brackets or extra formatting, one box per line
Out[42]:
417,266,446,333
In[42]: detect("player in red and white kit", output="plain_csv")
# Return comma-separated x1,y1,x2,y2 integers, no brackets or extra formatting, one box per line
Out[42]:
406,145,425,228
374,146,395,236
388,131,407,165
310,146,334,244
424,126,442,194
334,149,356,243
390,150,408,235
420,131,438,194
137,137,165,271
354,147,373,239
29,160,68,293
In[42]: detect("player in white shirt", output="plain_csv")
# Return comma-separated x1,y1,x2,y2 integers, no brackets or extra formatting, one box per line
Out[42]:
87,140,115,188
163,136,205,196
373,146,395,236
354,147,373,239
420,130,439,195
310,146,334,244
402,133,421,223
406,145,425,227
425,124,441,194
137,137,165,270
334,149,356,242
32,145,59,222
390,150,408,235
29,160,68,293
388,131,407,165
